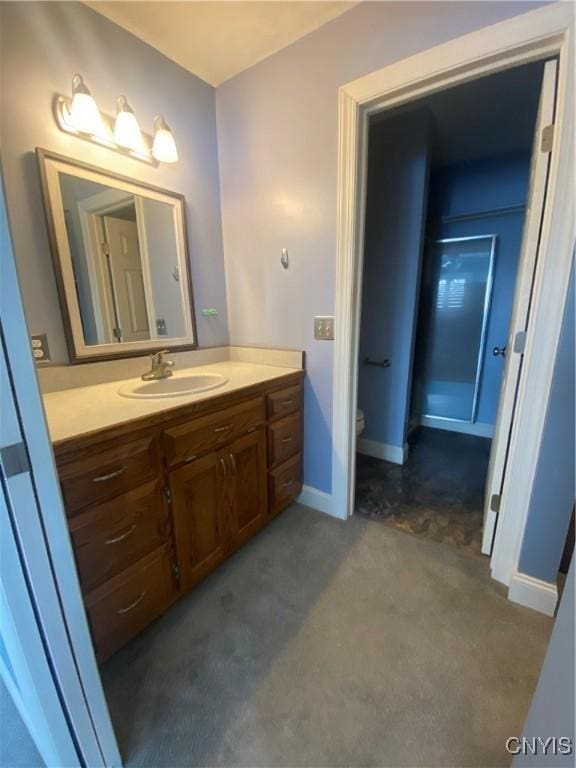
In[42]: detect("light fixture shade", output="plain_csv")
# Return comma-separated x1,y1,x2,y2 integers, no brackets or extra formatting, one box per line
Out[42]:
69,74,102,135
152,115,178,163
114,96,144,152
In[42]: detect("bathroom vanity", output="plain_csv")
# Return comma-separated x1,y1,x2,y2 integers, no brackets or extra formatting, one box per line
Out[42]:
46,362,304,661
34,148,306,661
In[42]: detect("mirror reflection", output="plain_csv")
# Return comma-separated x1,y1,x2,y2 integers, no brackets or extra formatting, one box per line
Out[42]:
59,173,187,345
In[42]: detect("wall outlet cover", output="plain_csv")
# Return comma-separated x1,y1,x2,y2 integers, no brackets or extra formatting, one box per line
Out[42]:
31,333,51,363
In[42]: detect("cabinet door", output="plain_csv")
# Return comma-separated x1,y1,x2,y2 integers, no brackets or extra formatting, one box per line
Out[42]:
170,451,227,592
225,429,268,550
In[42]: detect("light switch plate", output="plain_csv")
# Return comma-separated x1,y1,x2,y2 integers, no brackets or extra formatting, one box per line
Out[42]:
314,316,334,340
31,333,51,363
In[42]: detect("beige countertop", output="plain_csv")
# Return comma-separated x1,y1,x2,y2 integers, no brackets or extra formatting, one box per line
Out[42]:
42,361,301,444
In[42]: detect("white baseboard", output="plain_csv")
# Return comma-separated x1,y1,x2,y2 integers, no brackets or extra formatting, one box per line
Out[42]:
357,437,408,465
508,571,558,616
420,416,494,439
297,485,340,517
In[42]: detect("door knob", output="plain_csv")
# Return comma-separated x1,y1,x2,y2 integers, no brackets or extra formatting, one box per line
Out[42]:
493,346,506,358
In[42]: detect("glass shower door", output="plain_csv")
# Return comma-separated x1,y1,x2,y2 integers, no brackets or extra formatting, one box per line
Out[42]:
417,235,496,424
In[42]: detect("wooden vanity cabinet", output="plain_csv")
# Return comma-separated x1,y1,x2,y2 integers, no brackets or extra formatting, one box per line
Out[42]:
53,371,303,661
169,428,268,593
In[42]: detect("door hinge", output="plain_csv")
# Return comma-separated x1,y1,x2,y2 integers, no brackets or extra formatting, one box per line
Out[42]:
541,124,554,153
513,330,527,354
0,442,30,478
112,327,122,342
172,561,180,580
163,486,172,504
101,241,111,256
490,494,501,513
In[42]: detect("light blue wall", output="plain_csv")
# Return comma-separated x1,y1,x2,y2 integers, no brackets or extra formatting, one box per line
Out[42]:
358,111,430,449
422,152,532,426
514,558,574,766
216,1,547,493
518,266,575,583
0,1,229,362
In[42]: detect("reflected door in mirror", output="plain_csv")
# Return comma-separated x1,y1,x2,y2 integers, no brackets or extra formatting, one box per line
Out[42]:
37,149,197,362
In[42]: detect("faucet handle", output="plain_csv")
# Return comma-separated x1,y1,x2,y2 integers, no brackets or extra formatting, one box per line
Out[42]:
151,349,170,363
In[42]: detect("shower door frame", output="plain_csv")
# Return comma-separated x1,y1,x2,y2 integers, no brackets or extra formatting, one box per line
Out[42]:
419,234,497,427
331,2,574,601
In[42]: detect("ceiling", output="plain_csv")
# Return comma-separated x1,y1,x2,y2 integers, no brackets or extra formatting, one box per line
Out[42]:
372,60,545,167
86,1,357,86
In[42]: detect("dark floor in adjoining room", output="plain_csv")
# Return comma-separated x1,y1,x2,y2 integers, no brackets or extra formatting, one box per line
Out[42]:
355,427,491,556
101,503,551,768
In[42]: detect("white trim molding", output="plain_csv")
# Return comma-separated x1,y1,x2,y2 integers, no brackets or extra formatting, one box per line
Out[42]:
420,416,494,439
508,571,559,617
331,3,575,596
297,485,336,517
357,438,408,465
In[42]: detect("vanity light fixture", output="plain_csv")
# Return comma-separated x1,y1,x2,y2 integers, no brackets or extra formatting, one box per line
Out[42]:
152,115,178,163
114,96,145,153
54,74,178,166
68,74,104,136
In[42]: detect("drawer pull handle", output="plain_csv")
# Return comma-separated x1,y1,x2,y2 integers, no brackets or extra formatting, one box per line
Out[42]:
214,424,232,433
282,400,294,406
105,524,137,545
229,453,237,475
92,466,127,484
220,456,227,480
281,480,294,489
184,455,197,463
281,436,293,444
116,591,146,615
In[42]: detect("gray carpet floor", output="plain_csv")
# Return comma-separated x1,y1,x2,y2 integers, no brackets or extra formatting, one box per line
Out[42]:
0,679,44,768
101,503,553,768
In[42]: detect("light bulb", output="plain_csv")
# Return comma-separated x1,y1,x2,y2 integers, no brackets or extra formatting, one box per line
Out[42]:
152,115,178,163
114,96,144,152
69,74,102,135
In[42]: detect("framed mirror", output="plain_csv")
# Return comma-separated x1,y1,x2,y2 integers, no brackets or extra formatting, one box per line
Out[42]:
37,148,197,362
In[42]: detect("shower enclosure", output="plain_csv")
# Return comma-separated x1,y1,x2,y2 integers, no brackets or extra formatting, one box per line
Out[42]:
412,234,497,427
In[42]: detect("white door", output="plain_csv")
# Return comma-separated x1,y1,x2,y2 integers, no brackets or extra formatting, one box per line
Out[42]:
1,353,80,767
103,215,151,342
0,178,121,766
481,59,559,555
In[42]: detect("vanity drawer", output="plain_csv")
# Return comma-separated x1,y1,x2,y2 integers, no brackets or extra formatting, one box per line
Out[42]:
164,397,265,467
59,433,160,516
268,412,302,468
267,384,302,421
85,545,175,661
269,453,302,516
69,481,169,593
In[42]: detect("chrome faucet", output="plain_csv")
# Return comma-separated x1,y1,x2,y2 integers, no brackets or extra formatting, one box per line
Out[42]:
141,350,175,381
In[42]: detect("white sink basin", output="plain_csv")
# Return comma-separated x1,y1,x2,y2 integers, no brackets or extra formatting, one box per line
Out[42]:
118,372,228,399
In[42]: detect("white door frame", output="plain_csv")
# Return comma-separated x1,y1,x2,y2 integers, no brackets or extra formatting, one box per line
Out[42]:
332,3,574,591
1,177,122,766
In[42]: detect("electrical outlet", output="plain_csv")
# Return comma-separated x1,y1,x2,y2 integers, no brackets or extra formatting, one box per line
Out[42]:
314,316,334,340
31,333,51,363
156,318,167,335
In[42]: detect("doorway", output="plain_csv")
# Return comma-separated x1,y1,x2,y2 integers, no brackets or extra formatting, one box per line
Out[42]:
332,5,573,597
355,61,545,555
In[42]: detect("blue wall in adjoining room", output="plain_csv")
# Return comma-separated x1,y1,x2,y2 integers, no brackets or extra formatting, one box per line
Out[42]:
358,110,430,451
518,266,575,584
419,152,532,426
